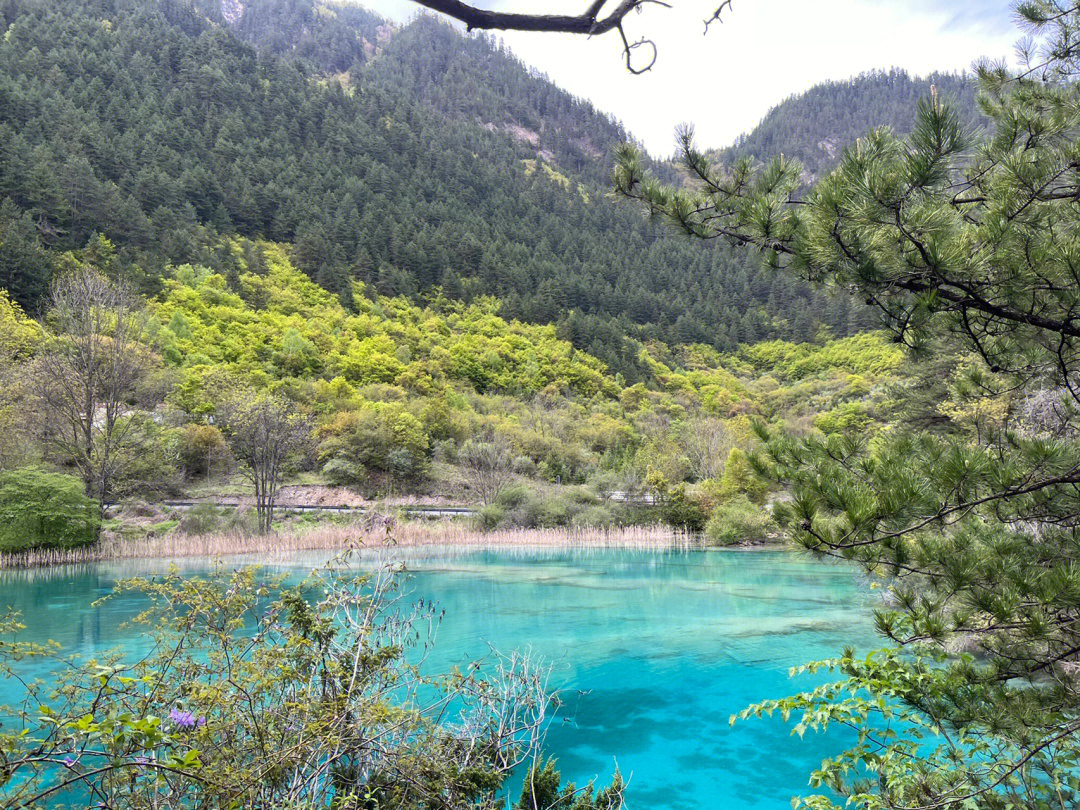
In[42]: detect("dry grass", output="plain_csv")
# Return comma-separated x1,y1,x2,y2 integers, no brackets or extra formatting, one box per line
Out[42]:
0,523,697,569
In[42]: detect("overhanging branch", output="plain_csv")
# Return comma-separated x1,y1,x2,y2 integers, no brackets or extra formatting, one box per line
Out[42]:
410,1,732,72
410,0,644,35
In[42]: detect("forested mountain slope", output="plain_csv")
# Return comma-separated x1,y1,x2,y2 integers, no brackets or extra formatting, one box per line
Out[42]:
0,0,968,377
187,0,389,74
716,69,981,182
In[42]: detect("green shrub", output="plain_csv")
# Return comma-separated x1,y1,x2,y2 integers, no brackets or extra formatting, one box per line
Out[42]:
0,468,99,552
564,487,601,506
658,485,708,531
814,401,872,435
537,497,571,527
322,457,366,488
494,483,533,510
705,495,774,546
479,486,618,530
178,503,258,536
511,455,536,476
571,505,618,528
476,503,506,531
717,448,769,504
516,757,624,810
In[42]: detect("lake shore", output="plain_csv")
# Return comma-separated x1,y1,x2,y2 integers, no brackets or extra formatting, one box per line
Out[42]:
0,523,716,569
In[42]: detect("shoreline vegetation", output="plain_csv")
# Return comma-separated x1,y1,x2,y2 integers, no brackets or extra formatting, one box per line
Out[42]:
0,523,747,569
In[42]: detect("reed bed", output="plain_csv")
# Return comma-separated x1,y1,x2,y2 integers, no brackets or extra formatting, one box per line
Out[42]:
0,523,697,570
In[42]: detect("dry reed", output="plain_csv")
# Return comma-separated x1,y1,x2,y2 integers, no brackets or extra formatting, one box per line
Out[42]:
0,523,698,570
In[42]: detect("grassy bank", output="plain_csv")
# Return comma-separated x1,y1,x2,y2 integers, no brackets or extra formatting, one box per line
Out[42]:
0,523,698,568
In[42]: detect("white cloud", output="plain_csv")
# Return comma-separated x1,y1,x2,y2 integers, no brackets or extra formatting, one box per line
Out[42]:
356,0,1017,156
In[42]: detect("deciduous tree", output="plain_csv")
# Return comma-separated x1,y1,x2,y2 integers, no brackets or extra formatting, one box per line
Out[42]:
459,438,515,505
218,392,312,534
30,266,148,507
682,415,733,481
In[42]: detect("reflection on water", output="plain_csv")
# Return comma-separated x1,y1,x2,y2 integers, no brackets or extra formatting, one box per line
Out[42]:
0,547,881,810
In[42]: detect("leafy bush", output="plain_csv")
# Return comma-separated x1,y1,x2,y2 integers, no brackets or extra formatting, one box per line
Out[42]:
476,503,506,531
738,333,903,381
511,455,537,476
177,503,259,536
571,505,618,528
705,495,774,546
494,483,533,509
478,486,620,530
814,401,872,435
1,563,574,808
0,468,99,552
318,454,359,487
658,485,708,532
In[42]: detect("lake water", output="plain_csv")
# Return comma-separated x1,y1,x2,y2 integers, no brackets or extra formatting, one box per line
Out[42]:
0,546,880,809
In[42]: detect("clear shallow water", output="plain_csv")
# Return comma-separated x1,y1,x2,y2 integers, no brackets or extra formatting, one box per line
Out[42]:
0,547,880,810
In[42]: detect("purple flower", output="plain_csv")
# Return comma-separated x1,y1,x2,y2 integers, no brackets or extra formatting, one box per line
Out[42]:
197,716,207,727
62,756,76,768
169,707,196,729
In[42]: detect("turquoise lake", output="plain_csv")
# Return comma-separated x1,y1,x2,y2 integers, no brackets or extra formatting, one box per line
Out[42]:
0,546,880,809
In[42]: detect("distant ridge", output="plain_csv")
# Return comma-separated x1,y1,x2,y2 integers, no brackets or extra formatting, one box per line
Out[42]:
714,69,980,182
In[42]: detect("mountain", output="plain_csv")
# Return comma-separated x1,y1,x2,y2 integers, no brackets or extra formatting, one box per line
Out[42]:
0,0,971,378
715,69,981,183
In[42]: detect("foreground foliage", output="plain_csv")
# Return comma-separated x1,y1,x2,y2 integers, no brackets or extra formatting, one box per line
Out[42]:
0,555,582,808
515,758,624,810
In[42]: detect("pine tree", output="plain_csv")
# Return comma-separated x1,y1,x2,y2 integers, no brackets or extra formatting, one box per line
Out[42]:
615,2,1080,806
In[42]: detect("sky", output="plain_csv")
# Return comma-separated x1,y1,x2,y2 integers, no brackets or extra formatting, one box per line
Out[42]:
355,0,1019,157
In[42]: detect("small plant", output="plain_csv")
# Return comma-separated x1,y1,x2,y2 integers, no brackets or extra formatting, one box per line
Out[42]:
516,758,624,810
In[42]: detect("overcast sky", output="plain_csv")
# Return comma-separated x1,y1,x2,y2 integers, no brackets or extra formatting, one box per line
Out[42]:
356,0,1019,157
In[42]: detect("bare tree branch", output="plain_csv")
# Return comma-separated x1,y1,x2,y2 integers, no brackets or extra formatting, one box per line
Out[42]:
410,0,733,70
703,0,731,32
411,0,640,35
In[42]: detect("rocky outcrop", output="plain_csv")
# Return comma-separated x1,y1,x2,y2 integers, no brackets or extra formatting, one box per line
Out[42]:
220,0,244,25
